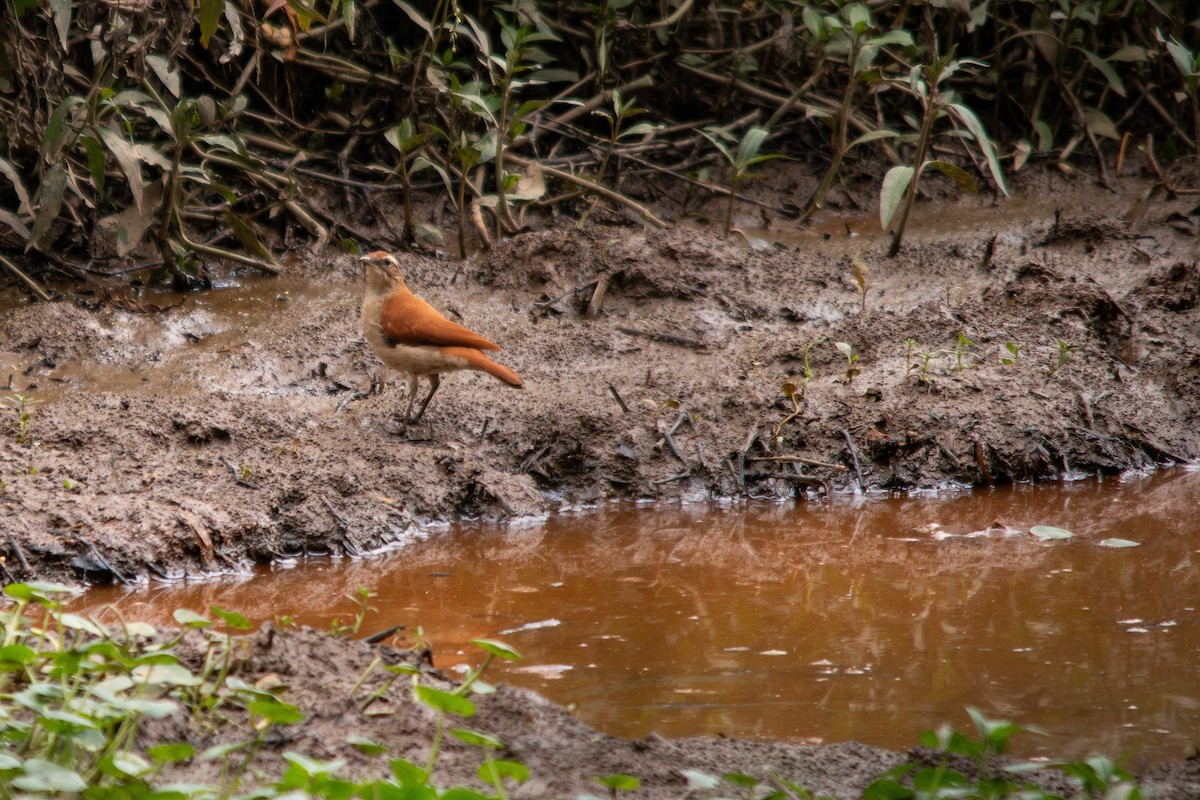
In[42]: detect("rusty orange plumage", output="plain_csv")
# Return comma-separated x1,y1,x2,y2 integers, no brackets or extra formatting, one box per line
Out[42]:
359,251,522,432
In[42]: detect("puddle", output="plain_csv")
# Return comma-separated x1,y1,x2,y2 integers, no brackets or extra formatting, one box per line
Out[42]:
75,468,1200,762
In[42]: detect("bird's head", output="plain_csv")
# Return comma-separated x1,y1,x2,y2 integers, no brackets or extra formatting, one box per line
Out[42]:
359,250,406,293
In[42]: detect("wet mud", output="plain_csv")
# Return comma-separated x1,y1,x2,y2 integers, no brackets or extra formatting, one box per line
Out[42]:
3,167,1200,797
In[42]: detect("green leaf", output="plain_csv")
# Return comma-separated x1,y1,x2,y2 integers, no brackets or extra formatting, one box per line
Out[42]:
248,697,305,725
947,103,1008,196
1079,48,1125,97
148,743,196,764
452,728,503,749
801,6,822,38
226,209,276,263
41,95,84,158
848,129,899,149
13,759,87,792
283,751,346,776
735,126,771,168
483,759,529,783
471,638,523,661
199,0,224,47
1098,538,1140,548
0,752,20,770
347,735,387,756
389,757,431,787
413,684,476,717
131,662,202,687
845,3,870,36
1165,38,1199,79
681,769,721,790
440,791,489,800
25,164,67,252
593,774,640,791
97,126,148,212
172,608,212,628
1083,107,1120,140
81,135,107,194
1030,525,1074,540
879,165,913,229
146,53,181,97
0,644,36,667
925,160,978,194
210,605,252,630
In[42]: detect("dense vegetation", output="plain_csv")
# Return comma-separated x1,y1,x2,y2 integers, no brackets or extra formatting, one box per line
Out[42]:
1,0,1198,291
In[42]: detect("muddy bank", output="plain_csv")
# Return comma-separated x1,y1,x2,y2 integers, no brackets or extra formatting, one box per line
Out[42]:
2,173,1199,583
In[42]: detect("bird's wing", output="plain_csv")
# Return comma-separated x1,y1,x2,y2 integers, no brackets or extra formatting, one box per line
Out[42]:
381,291,502,351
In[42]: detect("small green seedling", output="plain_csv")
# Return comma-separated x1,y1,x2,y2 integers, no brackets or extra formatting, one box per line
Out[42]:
3,392,37,445
593,774,641,800
1000,341,1024,365
835,341,860,383
1047,341,1079,376
952,331,975,371
903,338,918,376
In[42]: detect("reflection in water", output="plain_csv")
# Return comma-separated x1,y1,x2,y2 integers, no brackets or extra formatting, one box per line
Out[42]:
78,470,1200,761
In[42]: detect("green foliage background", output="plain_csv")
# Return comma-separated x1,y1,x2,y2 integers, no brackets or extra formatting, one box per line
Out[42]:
0,0,1197,283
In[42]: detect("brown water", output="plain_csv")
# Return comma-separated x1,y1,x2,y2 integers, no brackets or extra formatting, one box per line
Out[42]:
78,469,1200,761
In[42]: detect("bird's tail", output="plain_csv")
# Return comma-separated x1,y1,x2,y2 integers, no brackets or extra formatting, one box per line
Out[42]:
444,347,524,387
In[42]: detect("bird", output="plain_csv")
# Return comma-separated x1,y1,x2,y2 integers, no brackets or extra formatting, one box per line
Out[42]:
359,250,522,434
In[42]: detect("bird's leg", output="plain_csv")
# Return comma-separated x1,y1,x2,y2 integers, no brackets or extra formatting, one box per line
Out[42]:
410,374,441,423
399,373,420,433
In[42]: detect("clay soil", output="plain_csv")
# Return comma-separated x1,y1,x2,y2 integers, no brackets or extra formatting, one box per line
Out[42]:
2,166,1200,797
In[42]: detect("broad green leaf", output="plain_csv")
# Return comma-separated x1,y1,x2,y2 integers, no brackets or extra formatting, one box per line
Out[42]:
879,165,913,229
947,103,1008,196
247,697,305,725
452,728,503,749
1098,538,1140,548
413,684,475,717
97,126,147,211
845,3,870,36
131,662,202,687
483,759,529,783
471,638,523,661
736,126,771,168
1109,45,1147,63
81,135,106,194
848,129,899,149
13,759,87,792
389,757,430,787
25,164,67,252
441,791,488,800
342,0,357,42
282,751,346,776
57,612,106,636
199,741,249,761
1083,107,1120,140
210,605,252,630
1030,525,1074,540
869,29,913,47
347,735,386,756
0,644,36,666
593,774,640,791
111,753,152,777
148,743,196,764
41,95,84,158
801,6,822,38
0,752,20,769
926,160,978,193
172,608,212,628
226,209,276,263
1080,48,1125,97
1165,39,1199,78
199,0,224,47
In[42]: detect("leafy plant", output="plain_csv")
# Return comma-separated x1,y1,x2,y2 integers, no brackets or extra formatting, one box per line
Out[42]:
1000,341,1024,365
835,341,861,383
330,586,376,637
2,392,36,445
799,3,912,220
952,331,976,371
702,125,787,237
1047,341,1079,376
881,51,1009,258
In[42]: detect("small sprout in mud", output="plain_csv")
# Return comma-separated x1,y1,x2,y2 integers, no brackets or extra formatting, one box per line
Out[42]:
1000,341,1024,365
239,464,252,481
28,465,36,475
913,350,941,386
593,773,641,799
850,256,870,314
1047,341,1079,376
332,586,377,637
952,332,976,371
903,338,918,375
3,392,37,445
63,478,78,493
835,341,860,383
